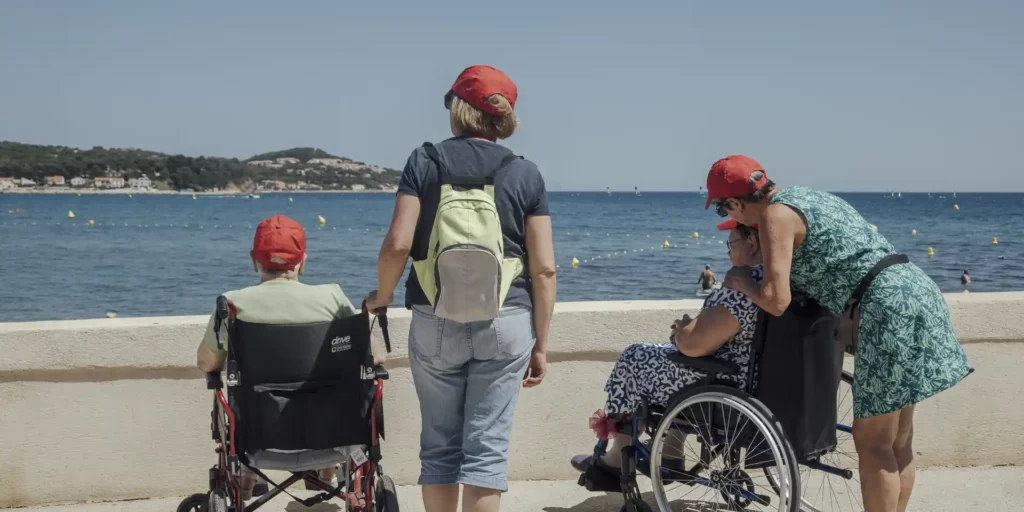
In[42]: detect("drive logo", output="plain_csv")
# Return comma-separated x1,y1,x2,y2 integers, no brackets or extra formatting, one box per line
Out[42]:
331,335,352,353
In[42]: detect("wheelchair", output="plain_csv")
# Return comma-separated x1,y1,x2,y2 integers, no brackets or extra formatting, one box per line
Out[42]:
578,298,859,512
177,296,398,512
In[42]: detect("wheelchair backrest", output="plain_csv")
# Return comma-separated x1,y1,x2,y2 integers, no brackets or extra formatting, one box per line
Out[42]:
229,312,373,385
752,292,843,461
225,311,376,453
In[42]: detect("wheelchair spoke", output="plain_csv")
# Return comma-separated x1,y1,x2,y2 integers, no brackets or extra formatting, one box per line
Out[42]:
652,390,795,512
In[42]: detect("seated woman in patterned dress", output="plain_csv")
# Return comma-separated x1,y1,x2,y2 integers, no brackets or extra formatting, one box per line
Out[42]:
570,219,764,476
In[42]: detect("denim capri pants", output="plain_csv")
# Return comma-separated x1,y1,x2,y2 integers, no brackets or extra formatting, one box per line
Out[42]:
408,305,535,491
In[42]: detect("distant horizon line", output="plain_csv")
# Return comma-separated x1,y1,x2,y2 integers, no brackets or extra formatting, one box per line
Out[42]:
549,190,1016,194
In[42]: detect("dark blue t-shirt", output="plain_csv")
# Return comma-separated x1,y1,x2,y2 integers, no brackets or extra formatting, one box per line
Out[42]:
397,137,550,310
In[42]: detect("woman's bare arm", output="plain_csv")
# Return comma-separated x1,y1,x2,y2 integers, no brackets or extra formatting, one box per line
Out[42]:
725,204,801,316
525,215,556,354
673,305,741,357
373,193,420,306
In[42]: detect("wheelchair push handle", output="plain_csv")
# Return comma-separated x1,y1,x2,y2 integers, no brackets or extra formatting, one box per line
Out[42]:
362,301,393,354
214,295,231,351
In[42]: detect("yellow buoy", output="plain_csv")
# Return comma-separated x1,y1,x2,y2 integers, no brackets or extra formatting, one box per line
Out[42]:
88,219,95,226
67,210,75,219
128,194,132,198
571,257,580,268
953,204,959,210
692,232,700,239
76,192,81,197
992,237,998,245
192,194,197,200
317,215,326,225
963,289,970,294
870,224,878,232
663,240,671,248
911,229,917,236
289,197,294,203
927,247,935,257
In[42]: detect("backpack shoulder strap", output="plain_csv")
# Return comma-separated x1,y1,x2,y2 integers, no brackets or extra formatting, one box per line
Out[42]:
422,142,522,188
485,152,522,179
421,142,451,182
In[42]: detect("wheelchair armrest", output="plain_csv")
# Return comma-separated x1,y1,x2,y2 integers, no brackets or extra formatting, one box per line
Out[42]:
206,371,223,390
666,352,740,375
374,366,390,380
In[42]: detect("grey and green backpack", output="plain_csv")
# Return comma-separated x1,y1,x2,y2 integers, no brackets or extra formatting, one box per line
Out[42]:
412,142,524,324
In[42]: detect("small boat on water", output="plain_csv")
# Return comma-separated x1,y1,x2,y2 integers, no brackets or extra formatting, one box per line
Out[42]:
699,186,707,197
606,187,612,195
634,186,641,196
248,194,261,199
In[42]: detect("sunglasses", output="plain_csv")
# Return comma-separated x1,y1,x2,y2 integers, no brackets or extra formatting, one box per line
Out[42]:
712,198,733,218
444,90,455,110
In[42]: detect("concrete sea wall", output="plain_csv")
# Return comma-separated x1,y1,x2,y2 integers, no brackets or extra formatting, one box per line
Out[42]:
2,294,1022,507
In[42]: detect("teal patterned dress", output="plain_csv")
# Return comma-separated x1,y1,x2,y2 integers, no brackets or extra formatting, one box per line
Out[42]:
770,186,973,419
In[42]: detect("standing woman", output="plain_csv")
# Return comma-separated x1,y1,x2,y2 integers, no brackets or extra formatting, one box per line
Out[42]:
704,155,972,512
365,65,556,512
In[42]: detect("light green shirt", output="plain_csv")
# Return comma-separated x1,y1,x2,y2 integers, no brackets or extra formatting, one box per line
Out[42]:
201,279,358,354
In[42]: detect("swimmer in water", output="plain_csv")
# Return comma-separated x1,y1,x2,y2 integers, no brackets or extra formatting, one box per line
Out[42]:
697,265,718,291
961,270,971,286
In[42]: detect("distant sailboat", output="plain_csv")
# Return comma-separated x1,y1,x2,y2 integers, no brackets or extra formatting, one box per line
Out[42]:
898,192,902,198
953,191,957,198
699,186,708,197
606,187,612,195
634,186,641,196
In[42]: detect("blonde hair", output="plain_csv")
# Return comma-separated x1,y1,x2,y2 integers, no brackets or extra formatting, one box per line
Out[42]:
449,95,518,140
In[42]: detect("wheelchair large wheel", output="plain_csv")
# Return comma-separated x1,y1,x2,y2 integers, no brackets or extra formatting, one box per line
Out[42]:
765,369,861,511
649,385,800,512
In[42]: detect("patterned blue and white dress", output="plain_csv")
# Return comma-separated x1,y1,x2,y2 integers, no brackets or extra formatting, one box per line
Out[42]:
604,266,764,415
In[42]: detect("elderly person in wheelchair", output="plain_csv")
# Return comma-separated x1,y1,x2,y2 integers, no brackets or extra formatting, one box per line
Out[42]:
571,219,763,479
184,215,394,512
572,219,854,512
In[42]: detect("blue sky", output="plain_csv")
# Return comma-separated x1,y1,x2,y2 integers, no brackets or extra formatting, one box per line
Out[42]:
1,1,1021,192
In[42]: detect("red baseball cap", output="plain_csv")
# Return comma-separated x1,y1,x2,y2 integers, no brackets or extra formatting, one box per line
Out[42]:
252,215,306,270
717,219,759,230
445,65,518,116
704,155,768,209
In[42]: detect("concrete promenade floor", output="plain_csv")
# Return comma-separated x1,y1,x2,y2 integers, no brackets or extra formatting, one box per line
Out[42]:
10,466,1021,512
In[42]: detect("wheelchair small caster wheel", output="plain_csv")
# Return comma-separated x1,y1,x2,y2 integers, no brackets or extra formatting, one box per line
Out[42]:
375,475,400,512
176,493,207,512
252,481,269,497
208,489,228,512
620,498,653,512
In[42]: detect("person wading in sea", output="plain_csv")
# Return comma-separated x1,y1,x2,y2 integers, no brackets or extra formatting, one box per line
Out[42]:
697,265,717,290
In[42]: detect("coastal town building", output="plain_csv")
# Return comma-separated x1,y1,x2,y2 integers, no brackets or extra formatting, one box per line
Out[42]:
70,177,89,187
275,157,300,165
128,175,152,188
45,176,66,186
18,178,37,186
248,160,283,169
0,177,14,190
258,180,287,191
93,177,125,189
